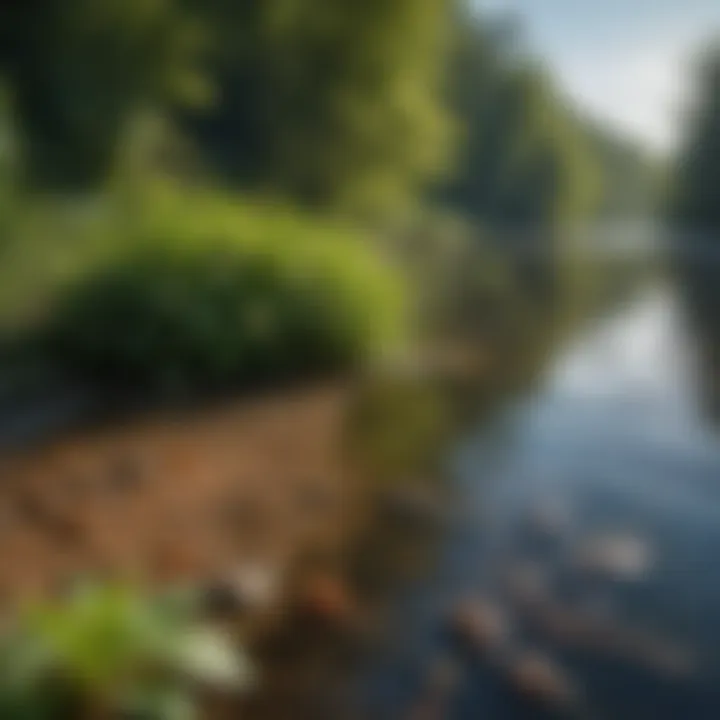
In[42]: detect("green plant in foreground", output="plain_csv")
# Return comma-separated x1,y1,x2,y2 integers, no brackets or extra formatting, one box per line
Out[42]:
0,584,255,720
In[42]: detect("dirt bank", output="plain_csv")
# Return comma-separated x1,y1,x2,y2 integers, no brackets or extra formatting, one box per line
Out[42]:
0,384,357,607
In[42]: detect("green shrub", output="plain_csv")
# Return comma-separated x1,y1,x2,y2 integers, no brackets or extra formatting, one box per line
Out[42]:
35,190,407,393
0,584,254,720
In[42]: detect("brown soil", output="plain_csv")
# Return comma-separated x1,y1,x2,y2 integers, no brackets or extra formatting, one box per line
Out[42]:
0,383,357,608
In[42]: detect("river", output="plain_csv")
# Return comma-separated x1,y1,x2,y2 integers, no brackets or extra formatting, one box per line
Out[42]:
355,287,720,719
3,285,719,720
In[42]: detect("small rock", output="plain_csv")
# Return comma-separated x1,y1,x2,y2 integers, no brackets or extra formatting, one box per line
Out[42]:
296,573,355,624
448,599,510,652
203,562,281,617
572,532,654,581
508,650,578,708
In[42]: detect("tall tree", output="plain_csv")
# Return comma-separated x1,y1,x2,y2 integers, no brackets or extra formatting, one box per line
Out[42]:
183,0,454,216
444,13,597,232
441,11,599,303
671,42,720,350
673,43,720,236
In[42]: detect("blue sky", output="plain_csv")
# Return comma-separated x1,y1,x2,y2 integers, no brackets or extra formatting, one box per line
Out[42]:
480,0,720,150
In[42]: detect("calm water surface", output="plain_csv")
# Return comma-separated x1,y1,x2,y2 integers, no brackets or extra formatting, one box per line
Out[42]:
359,288,720,719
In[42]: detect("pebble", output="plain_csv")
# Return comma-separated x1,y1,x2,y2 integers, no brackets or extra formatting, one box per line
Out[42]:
507,649,578,708
296,573,355,624
203,561,281,617
572,532,654,580
448,598,511,652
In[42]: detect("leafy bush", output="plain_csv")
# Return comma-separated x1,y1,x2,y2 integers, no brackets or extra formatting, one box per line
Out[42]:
0,584,254,720
35,190,407,393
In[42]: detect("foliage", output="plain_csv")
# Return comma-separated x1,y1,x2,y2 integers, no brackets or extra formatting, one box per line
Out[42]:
383,210,521,342
672,41,720,234
0,83,17,229
670,41,720,340
436,9,611,318
0,0,454,215
0,584,254,720
181,0,453,217
32,189,407,394
0,0,210,190
669,39,720,418
443,14,599,232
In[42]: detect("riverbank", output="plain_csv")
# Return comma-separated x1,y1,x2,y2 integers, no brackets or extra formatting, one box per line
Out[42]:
0,383,359,606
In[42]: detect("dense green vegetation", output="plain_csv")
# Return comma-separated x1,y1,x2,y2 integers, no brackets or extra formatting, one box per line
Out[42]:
443,16,599,233
670,40,720,414
672,43,720,236
671,42,720,330
0,0,452,214
36,190,407,394
180,0,453,216
0,1,652,394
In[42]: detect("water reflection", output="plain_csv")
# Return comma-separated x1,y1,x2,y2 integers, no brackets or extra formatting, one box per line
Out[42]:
357,289,720,719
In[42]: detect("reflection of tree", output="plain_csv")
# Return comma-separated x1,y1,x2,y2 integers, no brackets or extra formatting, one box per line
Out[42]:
671,42,720,419
349,497,444,605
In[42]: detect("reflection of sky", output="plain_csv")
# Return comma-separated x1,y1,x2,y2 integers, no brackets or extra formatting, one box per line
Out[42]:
501,288,720,492
491,289,720,529
473,288,720,571
548,291,696,414
479,0,720,150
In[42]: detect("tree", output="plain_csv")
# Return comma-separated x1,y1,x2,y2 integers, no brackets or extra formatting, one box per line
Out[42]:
670,40,720,414
443,12,597,232
182,0,454,217
0,0,208,189
672,42,720,236
441,10,599,305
